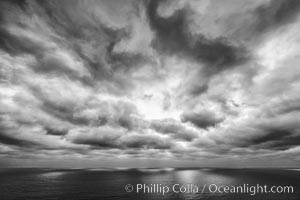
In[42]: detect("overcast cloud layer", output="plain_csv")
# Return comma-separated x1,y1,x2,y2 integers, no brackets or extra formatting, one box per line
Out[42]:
0,0,300,168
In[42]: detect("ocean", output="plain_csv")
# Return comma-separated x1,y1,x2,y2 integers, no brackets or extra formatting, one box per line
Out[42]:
0,168,299,200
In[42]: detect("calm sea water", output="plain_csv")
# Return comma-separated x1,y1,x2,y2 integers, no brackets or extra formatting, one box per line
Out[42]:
0,168,299,200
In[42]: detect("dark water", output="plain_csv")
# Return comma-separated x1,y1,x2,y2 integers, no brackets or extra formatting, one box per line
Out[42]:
0,168,299,200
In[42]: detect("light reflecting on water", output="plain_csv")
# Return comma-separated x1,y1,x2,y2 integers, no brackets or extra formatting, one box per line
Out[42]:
175,170,200,183
173,170,202,199
38,171,66,179
0,168,299,200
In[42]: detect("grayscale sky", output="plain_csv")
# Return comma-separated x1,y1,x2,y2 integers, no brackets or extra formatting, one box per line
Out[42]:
0,0,300,168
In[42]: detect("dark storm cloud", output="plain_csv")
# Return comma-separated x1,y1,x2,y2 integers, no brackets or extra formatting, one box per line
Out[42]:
206,111,300,153
0,118,38,148
247,124,300,151
121,134,172,149
225,0,300,45
255,0,300,33
250,129,293,147
117,116,145,131
71,137,119,149
44,127,68,136
0,132,35,147
151,119,198,141
106,41,153,72
268,135,300,150
146,0,248,74
188,84,209,97
181,111,224,129
263,98,300,117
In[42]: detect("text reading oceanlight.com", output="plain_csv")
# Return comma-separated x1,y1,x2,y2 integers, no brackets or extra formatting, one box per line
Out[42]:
124,183,294,196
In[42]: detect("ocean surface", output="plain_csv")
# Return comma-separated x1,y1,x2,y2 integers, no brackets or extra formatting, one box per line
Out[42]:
0,168,299,200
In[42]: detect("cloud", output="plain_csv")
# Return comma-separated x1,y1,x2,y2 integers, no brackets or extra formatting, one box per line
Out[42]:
0,132,36,147
66,126,124,148
66,126,173,150
181,110,224,129
146,0,249,74
151,118,199,141
119,133,173,149
0,0,300,167
254,0,300,33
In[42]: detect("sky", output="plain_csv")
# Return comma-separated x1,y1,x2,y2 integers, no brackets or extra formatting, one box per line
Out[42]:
0,0,300,168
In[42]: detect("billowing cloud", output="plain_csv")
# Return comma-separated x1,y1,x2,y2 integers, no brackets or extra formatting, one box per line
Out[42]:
146,0,249,75
181,110,224,129
0,0,300,168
